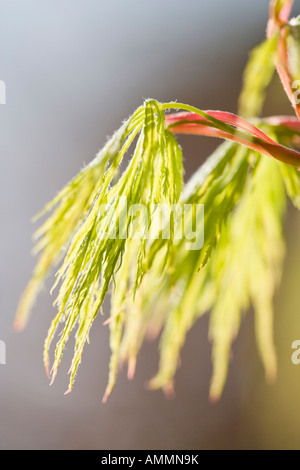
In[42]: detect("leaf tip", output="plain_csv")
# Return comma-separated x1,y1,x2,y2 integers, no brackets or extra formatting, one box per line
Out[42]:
127,358,136,380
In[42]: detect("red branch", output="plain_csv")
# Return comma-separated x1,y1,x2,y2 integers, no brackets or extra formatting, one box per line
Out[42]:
166,111,300,167
267,0,300,119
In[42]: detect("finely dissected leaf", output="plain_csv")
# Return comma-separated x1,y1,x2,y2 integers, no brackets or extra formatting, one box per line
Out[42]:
40,99,186,392
137,142,252,391
280,163,300,208
239,34,279,118
14,116,134,331
16,0,300,401
266,121,300,208
209,156,285,399
18,102,300,398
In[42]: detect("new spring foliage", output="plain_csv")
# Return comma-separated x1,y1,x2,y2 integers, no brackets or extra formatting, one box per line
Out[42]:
16,0,300,400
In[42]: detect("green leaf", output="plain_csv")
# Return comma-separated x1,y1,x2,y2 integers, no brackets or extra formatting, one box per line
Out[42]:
209,156,285,399
239,34,279,118
37,99,184,393
280,163,300,209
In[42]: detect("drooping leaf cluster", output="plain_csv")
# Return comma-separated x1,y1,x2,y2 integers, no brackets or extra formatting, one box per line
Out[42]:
16,0,300,400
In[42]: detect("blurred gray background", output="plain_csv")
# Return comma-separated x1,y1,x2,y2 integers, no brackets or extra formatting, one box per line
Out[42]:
2,0,300,450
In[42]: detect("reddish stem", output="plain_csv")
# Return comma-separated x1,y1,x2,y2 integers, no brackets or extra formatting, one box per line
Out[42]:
267,0,300,119
165,111,300,166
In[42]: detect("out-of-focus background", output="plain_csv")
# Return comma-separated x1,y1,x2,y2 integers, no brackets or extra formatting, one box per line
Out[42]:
1,0,300,450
